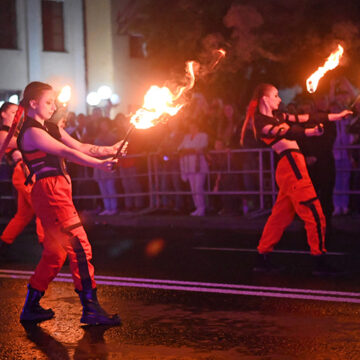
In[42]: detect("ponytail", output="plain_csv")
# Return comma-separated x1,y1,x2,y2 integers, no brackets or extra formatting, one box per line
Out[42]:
240,99,258,147
240,83,274,147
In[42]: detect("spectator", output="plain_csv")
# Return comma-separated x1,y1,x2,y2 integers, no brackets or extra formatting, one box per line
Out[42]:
211,138,238,215
157,118,185,212
329,81,354,216
117,118,145,212
93,117,118,215
178,121,209,216
298,94,337,241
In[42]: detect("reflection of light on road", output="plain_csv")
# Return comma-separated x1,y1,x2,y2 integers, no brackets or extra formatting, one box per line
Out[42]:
146,238,165,257
1,269,359,304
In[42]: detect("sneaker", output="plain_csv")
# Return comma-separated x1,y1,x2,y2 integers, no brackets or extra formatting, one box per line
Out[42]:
98,210,110,216
107,210,117,216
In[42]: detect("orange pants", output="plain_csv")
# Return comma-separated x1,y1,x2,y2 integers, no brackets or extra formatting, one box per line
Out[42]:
258,150,326,256
0,161,44,244
29,175,96,292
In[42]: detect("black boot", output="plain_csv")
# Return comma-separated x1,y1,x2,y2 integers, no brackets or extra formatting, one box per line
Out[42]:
76,288,121,326
312,255,345,277
0,239,10,258
20,285,55,322
253,253,284,273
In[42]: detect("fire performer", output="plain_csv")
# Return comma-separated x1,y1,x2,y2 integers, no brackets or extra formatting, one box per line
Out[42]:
16,81,122,325
240,83,351,275
0,102,45,256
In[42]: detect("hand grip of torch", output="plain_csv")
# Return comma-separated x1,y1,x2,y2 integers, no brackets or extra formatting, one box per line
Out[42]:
349,94,360,117
113,124,135,160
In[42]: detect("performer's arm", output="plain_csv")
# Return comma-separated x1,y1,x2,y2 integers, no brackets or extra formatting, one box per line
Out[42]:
287,110,352,123
261,123,323,141
59,127,121,157
25,128,116,171
0,130,18,148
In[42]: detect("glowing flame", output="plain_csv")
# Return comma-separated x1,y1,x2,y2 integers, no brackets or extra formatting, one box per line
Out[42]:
130,61,197,129
210,48,226,70
57,85,71,106
306,44,344,93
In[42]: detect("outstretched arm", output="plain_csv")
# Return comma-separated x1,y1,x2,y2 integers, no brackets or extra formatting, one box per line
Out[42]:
24,128,116,172
59,127,121,157
287,110,352,123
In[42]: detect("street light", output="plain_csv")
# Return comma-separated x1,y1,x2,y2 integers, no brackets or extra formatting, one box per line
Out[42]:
8,94,19,104
97,85,112,100
86,91,101,106
110,93,120,105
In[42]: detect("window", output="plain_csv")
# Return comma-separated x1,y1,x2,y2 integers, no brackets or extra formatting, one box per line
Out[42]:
0,0,17,49
129,34,147,58
42,0,65,52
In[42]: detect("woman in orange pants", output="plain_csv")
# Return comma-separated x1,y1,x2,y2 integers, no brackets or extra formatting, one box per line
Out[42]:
240,83,351,275
16,82,123,325
0,102,44,252
1,149,44,245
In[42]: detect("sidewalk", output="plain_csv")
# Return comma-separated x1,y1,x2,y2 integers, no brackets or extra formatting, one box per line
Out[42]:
80,208,360,234
1,208,358,234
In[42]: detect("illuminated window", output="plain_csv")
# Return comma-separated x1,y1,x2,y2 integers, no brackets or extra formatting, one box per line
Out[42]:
42,0,65,52
0,0,17,49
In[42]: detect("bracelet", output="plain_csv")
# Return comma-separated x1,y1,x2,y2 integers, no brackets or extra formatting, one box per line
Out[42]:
0,125,10,132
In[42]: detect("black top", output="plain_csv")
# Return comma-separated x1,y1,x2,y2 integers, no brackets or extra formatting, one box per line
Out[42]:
17,117,67,183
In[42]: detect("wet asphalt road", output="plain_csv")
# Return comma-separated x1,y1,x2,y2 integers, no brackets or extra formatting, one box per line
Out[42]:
1,222,360,359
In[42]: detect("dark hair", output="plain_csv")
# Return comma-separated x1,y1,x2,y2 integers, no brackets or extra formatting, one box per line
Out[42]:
0,102,17,119
240,83,274,146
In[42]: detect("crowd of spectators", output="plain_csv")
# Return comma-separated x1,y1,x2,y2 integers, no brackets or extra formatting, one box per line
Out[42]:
1,77,360,220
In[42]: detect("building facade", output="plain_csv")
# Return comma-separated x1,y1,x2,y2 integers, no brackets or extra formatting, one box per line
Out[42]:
0,0,87,113
0,0,159,116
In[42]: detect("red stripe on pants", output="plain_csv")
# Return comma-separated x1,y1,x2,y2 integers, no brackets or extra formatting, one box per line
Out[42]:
29,175,96,292
258,151,326,256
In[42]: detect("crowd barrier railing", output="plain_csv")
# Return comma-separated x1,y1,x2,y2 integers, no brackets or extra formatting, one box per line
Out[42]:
1,145,360,216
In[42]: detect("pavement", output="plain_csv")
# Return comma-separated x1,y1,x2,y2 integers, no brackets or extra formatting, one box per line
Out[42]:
1,207,359,234
78,207,360,234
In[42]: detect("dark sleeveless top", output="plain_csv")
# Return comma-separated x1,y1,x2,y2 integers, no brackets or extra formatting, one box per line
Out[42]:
17,117,68,184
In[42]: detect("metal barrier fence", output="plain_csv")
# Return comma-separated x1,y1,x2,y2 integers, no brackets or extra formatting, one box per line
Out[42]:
1,145,360,215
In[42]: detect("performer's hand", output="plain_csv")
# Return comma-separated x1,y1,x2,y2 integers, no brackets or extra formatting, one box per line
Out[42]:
305,124,324,137
98,158,117,172
339,109,353,118
113,140,128,156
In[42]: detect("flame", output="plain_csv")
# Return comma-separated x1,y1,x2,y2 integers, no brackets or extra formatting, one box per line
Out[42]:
57,85,71,106
210,49,226,70
130,61,197,129
306,45,344,93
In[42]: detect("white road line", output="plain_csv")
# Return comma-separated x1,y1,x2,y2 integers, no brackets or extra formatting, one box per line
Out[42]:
1,273,360,304
193,247,347,256
1,269,360,303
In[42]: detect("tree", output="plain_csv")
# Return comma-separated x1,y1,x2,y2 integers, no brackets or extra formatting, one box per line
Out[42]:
117,0,360,107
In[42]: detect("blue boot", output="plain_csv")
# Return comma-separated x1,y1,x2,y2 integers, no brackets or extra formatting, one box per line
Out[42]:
20,285,55,322
76,288,121,326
